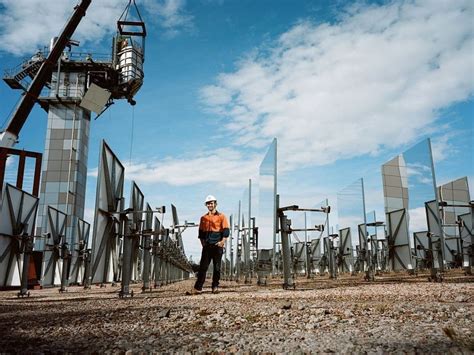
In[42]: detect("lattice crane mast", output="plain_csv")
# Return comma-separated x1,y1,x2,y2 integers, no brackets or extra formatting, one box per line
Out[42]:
1,0,146,148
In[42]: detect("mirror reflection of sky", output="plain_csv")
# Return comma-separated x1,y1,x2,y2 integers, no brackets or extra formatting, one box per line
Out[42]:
332,139,439,247
337,178,366,247
403,139,437,209
230,135,465,258
257,139,277,250
401,139,438,234
241,184,250,229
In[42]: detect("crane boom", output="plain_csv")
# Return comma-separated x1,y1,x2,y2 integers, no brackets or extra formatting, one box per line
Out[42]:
0,0,92,148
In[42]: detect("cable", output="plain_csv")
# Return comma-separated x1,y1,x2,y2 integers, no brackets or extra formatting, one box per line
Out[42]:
118,0,132,22
129,105,135,167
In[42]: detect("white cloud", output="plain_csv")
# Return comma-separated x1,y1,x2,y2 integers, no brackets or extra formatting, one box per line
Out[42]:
431,132,461,162
200,0,474,171
0,0,121,56
88,148,261,188
143,0,194,37
406,162,434,186
408,206,428,235
115,0,473,215
0,0,193,56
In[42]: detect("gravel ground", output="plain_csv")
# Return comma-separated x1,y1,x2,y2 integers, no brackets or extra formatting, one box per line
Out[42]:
0,270,472,353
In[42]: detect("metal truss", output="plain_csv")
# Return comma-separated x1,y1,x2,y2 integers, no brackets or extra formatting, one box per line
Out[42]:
141,203,153,292
129,181,144,282
458,212,473,274
0,184,39,295
308,238,321,276
42,206,67,288
277,203,330,289
386,208,413,272
90,141,124,285
69,218,91,287
337,227,352,274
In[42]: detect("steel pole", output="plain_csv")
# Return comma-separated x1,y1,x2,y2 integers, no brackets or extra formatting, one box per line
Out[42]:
142,235,151,291
19,234,34,297
279,212,294,289
120,218,133,297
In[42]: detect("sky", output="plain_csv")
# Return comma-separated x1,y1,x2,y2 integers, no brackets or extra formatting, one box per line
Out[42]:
0,0,473,262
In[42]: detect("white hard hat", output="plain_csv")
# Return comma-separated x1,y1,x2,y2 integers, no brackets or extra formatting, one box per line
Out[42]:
205,195,217,204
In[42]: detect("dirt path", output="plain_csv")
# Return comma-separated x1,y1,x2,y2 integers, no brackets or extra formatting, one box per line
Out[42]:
0,271,472,353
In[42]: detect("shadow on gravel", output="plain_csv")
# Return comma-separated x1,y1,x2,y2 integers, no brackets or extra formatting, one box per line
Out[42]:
0,330,470,354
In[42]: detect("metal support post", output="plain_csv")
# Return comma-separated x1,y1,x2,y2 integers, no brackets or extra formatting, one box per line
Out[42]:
305,241,312,279
18,232,34,297
222,238,226,279
244,230,251,284
236,201,241,282
304,213,311,278
276,203,330,286
83,249,91,289
273,195,280,276
119,218,134,298
153,239,161,287
364,251,375,281
427,233,443,282
164,258,169,284
469,207,474,274
163,258,167,284
59,243,71,293
158,255,164,286
142,234,152,292
278,212,295,289
229,216,234,280
328,237,337,279
466,208,474,274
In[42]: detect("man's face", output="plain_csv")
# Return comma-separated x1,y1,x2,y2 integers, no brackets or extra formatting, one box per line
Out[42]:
206,201,216,212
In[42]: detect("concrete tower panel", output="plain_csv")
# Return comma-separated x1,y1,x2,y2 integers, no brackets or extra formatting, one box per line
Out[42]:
36,71,90,250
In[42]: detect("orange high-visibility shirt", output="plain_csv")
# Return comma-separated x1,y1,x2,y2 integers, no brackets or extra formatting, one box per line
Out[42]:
198,211,230,244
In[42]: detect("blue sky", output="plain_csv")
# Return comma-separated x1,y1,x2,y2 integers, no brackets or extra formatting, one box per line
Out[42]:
1,0,473,261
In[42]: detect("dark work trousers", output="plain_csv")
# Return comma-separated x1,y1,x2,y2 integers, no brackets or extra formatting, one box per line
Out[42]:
194,243,224,290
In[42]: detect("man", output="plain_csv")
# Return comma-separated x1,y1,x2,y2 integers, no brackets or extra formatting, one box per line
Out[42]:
190,195,229,294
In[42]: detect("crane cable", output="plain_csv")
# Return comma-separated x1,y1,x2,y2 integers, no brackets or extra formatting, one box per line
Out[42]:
119,0,145,23
129,105,135,168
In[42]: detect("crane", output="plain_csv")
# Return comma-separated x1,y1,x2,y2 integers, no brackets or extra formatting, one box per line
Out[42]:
0,0,146,148
0,0,92,148
1,0,146,245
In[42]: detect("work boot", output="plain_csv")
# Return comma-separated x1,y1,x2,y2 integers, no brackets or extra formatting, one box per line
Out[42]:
212,287,219,294
186,288,202,295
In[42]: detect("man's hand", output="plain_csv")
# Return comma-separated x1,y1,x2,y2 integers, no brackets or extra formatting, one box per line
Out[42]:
200,239,206,247
216,239,226,248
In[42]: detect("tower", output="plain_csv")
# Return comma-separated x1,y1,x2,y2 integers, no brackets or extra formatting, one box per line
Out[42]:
35,58,91,248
